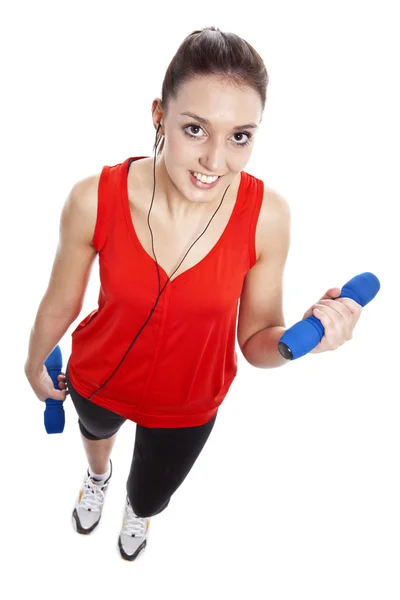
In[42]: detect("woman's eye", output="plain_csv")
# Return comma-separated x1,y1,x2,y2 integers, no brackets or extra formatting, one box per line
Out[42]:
233,132,251,145
183,124,251,146
188,125,201,135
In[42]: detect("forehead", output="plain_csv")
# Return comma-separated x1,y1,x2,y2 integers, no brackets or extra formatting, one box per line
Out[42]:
171,75,262,122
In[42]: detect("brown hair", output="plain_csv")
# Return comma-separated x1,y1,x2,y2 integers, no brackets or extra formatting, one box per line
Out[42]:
153,26,269,155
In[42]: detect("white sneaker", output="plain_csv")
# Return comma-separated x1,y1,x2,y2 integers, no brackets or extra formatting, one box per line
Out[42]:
118,495,150,561
72,459,113,534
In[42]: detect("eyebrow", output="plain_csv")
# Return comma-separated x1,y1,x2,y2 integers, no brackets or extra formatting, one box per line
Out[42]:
180,111,258,130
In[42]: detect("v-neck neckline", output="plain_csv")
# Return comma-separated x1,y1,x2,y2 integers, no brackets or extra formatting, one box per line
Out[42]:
121,156,245,284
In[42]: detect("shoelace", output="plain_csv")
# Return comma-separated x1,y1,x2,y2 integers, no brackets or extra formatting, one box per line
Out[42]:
122,501,148,537
79,477,108,511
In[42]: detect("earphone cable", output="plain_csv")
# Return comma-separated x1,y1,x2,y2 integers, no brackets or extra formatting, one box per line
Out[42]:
87,125,231,401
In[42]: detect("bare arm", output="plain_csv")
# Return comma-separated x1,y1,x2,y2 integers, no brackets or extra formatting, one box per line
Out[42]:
238,189,291,368
24,312,78,377
24,174,99,375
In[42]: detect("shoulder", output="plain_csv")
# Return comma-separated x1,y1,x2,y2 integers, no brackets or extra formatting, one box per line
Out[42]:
68,172,101,248
255,183,291,262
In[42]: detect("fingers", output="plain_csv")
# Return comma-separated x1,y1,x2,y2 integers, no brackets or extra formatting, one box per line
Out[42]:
334,297,361,313
57,373,69,395
312,298,356,340
316,298,361,322
314,298,353,317
319,287,341,301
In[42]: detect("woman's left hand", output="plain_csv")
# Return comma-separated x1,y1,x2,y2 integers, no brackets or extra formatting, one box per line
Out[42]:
302,287,362,354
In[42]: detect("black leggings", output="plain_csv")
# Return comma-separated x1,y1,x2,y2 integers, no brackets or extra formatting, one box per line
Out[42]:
65,364,217,518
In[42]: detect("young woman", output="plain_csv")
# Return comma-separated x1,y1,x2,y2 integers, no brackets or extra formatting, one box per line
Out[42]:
24,26,362,562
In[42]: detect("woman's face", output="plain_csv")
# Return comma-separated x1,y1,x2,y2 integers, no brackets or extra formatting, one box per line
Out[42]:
153,74,263,202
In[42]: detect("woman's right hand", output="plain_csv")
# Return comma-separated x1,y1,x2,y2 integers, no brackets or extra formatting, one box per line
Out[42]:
26,365,69,403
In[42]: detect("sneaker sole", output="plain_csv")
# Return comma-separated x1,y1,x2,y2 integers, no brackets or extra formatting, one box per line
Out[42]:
72,507,101,535
118,535,148,561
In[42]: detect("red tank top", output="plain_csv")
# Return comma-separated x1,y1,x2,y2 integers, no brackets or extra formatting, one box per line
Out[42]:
67,156,264,427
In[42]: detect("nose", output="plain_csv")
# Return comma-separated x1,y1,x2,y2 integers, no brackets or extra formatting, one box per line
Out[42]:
198,136,229,175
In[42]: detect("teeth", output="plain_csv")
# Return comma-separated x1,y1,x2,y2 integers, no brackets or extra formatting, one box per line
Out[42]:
192,171,219,184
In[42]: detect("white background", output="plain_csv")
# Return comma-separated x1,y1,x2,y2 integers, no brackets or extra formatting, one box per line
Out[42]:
2,1,398,598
